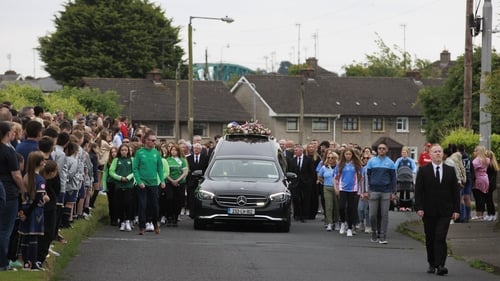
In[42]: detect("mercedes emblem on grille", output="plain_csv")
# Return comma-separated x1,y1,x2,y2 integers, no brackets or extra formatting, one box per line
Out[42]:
236,195,247,206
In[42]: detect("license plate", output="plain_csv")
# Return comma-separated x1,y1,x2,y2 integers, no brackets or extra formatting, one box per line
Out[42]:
227,208,255,215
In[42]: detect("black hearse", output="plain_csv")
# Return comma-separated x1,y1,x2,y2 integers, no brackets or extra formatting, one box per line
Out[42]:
193,134,294,232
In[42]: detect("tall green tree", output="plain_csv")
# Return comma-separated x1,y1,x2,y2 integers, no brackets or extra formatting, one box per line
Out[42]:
39,0,183,86
342,34,432,77
417,47,500,142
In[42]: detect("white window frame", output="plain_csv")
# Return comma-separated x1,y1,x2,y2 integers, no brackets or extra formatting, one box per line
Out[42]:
408,146,418,160
396,117,409,132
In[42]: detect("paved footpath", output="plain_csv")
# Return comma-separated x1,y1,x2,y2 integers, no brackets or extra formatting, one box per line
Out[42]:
404,213,500,274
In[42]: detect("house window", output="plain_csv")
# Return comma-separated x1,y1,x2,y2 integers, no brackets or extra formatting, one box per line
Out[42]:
372,117,384,132
420,117,426,133
287,118,298,131
396,117,409,132
408,146,418,160
194,122,208,137
343,117,359,131
157,122,174,137
312,118,329,131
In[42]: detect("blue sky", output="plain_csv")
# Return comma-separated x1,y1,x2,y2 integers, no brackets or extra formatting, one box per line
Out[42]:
1,0,498,78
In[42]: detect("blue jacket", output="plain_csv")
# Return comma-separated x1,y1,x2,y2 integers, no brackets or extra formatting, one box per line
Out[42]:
366,156,397,193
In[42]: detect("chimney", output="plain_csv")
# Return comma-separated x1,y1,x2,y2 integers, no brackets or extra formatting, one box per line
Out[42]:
300,67,315,79
146,68,162,83
440,50,450,66
306,57,318,71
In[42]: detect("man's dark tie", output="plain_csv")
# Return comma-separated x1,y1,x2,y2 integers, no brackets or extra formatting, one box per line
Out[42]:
435,166,440,183
195,155,199,164
297,157,302,170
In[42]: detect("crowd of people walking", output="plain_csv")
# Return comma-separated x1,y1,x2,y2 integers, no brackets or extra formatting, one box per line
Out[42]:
0,102,497,276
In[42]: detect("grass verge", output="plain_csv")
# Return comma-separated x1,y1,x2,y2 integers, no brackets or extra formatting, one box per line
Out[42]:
0,195,107,281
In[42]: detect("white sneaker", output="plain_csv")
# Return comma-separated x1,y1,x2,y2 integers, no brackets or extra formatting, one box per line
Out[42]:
119,222,126,231
326,224,332,232
347,229,353,237
125,220,132,232
160,216,166,224
334,223,340,231
185,209,190,216
365,226,372,233
146,222,154,232
339,223,346,235
491,215,497,222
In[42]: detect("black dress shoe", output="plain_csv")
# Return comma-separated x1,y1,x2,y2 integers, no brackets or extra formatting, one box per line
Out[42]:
436,265,448,275
427,266,436,274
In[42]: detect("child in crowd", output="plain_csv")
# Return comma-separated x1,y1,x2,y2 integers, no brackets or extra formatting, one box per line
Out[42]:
109,144,135,231
63,142,80,227
18,151,49,271
37,160,59,265
102,147,119,226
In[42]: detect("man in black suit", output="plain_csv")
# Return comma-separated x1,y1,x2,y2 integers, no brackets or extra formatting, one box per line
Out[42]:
186,143,209,217
287,145,316,222
415,144,460,276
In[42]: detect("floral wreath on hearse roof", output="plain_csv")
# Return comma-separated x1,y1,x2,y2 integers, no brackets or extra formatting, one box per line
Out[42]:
225,120,272,136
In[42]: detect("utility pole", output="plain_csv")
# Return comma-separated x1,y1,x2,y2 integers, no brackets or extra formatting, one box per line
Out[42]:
175,63,181,142
401,24,407,71
296,23,301,70
463,0,473,130
479,0,492,149
299,81,305,145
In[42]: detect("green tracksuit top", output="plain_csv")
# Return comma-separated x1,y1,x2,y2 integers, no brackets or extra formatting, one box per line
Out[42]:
133,147,164,186
109,157,134,189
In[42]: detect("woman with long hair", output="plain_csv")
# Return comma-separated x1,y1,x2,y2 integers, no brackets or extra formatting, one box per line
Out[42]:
102,146,119,225
19,151,49,271
334,147,363,237
471,145,490,220
109,144,135,231
165,144,188,226
317,151,339,231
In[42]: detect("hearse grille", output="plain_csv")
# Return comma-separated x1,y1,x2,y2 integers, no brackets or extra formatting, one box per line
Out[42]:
216,194,268,207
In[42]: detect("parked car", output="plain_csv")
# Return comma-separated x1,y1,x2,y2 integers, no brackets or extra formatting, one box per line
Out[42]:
193,134,295,232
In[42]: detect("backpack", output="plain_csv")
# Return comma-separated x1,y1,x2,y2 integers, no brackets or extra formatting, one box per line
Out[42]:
397,158,413,184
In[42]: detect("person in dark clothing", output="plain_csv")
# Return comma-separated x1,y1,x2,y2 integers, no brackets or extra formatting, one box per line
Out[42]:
286,145,316,222
415,144,460,276
37,161,59,264
186,143,209,217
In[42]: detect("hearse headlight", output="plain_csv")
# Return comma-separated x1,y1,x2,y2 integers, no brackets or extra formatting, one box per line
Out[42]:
269,192,290,202
197,190,215,200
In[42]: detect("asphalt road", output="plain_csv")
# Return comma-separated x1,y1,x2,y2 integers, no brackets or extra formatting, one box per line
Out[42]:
60,212,498,281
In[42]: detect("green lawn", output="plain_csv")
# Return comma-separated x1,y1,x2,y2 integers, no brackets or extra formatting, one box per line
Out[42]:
0,195,108,281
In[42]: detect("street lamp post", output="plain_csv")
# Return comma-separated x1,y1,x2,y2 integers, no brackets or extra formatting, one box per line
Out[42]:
129,90,136,123
188,16,234,141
